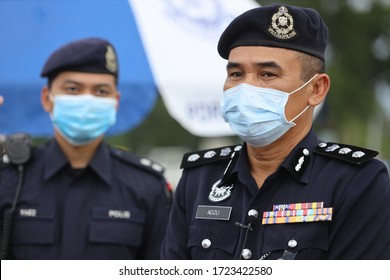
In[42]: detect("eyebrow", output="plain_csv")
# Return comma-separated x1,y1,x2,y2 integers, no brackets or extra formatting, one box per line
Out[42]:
62,79,112,87
226,61,282,70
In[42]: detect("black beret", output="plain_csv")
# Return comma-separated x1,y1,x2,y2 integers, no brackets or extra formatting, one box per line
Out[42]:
218,4,328,60
41,37,119,78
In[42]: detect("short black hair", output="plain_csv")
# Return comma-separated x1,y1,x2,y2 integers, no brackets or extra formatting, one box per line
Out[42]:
296,52,325,81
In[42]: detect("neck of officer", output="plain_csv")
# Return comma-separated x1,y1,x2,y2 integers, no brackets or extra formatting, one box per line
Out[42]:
55,132,102,169
247,122,312,189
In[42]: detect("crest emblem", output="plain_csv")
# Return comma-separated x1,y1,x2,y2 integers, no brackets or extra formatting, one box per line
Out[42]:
267,6,297,40
208,179,234,203
105,45,118,74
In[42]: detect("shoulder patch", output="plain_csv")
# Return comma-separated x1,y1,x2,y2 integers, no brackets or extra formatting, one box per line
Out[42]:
180,145,242,169
313,142,378,165
110,147,165,175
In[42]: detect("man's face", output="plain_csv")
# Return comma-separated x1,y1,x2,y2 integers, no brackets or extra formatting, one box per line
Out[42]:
49,71,118,98
223,46,312,123
42,71,120,114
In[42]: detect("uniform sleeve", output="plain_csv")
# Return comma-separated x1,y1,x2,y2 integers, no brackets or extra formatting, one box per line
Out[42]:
328,161,390,259
138,176,171,260
161,171,191,259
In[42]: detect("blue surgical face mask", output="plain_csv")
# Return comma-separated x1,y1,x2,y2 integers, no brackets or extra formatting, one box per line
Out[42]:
221,74,317,147
50,94,117,146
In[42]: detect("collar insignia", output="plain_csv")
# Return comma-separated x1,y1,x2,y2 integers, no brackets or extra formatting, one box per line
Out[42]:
290,147,310,180
267,6,297,40
208,179,234,203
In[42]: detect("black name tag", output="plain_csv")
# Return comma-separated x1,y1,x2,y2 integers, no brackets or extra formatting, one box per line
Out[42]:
195,205,232,221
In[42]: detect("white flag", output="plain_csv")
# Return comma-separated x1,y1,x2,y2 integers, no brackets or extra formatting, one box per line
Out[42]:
129,0,259,137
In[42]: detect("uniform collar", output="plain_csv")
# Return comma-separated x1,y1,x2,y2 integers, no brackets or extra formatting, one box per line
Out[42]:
43,140,112,186
88,142,112,186
231,129,319,186
43,140,68,180
279,129,319,184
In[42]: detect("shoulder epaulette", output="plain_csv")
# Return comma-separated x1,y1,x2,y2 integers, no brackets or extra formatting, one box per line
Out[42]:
313,142,378,165
110,147,165,175
180,144,242,169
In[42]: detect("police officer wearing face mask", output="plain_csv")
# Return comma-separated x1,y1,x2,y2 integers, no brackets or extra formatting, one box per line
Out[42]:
0,38,171,259
161,4,390,260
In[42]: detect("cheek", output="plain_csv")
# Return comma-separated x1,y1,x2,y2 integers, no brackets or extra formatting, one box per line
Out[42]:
285,93,309,120
223,81,231,91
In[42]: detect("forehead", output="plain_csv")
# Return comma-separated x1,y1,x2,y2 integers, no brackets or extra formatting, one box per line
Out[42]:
51,71,116,87
227,46,301,70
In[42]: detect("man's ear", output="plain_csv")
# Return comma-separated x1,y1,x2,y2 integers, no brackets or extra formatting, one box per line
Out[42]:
41,86,53,113
309,73,330,106
115,90,121,111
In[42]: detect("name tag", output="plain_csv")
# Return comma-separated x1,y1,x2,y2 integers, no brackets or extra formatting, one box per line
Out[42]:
19,208,37,217
108,210,131,219
195,205,232,221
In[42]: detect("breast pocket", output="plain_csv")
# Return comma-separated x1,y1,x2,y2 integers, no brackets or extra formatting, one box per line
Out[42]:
12,207,55,244
262,222,329,259
89,207,146,247
187,221,239,259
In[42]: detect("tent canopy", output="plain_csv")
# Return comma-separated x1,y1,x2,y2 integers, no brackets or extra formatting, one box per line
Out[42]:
0,0,156,137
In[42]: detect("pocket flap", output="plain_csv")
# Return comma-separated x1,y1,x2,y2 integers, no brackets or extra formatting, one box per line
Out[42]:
12,207,55,244
89,207,146,246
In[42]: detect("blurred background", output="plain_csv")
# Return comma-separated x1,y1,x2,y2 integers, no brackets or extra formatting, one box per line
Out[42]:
1,0,389,188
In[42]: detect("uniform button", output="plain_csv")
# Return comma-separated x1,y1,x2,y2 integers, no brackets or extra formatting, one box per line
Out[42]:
201,239,211,249
241,248,252,259
303,148,310,156
288,239,298,248
247,209,259,218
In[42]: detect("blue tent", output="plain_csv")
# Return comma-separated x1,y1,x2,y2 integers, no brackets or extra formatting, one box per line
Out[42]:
0,0,156,137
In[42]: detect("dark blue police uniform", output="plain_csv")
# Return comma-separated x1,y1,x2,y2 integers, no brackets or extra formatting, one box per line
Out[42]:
161,129,390,259
0,139,170,259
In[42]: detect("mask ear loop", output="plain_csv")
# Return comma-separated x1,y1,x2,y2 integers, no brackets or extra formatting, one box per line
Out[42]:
288,74,318,123
290,105,310,123
48,94,55,102
289,74,318,95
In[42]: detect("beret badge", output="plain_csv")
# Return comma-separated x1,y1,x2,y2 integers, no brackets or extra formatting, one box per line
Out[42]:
267,6,297,40
105,45,118,74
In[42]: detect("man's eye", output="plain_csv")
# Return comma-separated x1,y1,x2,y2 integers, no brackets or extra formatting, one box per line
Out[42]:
95,89,110,96
228,72,243,78
261,72,277,78
65,87,79,94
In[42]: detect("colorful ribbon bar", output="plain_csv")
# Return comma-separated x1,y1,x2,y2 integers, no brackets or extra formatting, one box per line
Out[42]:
272,202,324,211
262,213,332,225
263,207,333,218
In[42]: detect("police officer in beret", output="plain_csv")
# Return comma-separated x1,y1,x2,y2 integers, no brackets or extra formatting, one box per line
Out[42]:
161,4,390,260
0,37,170,259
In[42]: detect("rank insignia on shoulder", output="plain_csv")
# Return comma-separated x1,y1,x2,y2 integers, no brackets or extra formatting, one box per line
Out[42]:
180,145,242,169
111,148,165,174
313,142,379,165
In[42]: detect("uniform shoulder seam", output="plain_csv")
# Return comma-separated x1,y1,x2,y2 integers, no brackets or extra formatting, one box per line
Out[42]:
313,141,378,165
110,147,165,176
180,144,242,169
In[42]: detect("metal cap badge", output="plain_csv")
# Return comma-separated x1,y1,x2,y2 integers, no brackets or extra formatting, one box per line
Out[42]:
217,4,328,60
267,6,297,40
